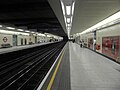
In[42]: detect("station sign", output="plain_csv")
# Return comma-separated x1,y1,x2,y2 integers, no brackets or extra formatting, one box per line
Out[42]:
3,37,8,42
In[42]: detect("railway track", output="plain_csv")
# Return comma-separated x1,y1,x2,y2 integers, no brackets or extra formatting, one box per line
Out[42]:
0,42,65,90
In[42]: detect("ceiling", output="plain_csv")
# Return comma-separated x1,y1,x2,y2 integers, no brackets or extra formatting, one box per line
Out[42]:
49,0,120,35
0,0,67,37
0,0,120,37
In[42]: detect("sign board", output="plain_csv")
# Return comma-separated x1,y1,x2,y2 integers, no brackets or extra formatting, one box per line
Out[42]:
3,37,8,42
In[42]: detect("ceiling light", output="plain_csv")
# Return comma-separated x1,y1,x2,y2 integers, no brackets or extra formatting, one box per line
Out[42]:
61,1,65,15
38,33,46,37
47,35,51,37
67,24,71,27
6,27,15,30
67,18,71,23
67,29,70,37
17,29,24,31
64,16,67,27
31,32,35,33
0,29,29,35
0,25,2,27
64,16,66,22
81,11,120,34
25,30,30,32
72,2,75,15
33,34,36,36
66,6,71,15
71,16,73,23
67,27,71,30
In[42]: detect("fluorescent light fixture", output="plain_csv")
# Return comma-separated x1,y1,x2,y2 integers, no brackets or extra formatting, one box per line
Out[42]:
0,25,2,27
76,33,79,36
67,24,71,27
61,1,65,15
33,33,37,36
47,35,51,38
36,32,39,34
66,6,71,15
53,36,59,39
81,11,120,34
6,27,15,30
59,37,63,40
113,19,120,24
17,29,24,31
67,27,71,30
64,16,67,28
72,2,75,15
60,0,75,35
45,33,58,38
71,16,73,23
67,18,71,23
67,29,70,37
0,29,29,35
67,27,70,30
64,16,66,23
38,33,46,37
25,30,30,32
31,32,35,33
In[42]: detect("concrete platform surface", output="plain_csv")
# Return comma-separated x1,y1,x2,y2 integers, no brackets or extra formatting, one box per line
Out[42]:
69,42,120,90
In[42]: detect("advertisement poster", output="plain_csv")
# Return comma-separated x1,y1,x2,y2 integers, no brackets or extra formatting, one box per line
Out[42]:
102,36,120,62
88,38,93,49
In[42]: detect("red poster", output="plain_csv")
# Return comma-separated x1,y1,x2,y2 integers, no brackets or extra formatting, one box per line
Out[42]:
102,36,119,62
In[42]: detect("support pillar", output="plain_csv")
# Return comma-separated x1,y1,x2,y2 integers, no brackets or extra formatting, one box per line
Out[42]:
93,31,96,50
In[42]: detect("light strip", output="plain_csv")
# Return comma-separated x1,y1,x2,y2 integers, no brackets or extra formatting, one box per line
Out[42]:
72,2,75,15
6,27,15,30
38,33,46,37
67,29,70,37
31,32,35,33
67,18,71,23
64,16,67,24
0,29,29,35
81,11,120,34
47,35,51,38
71,16,73,24
67,23,71,27
67,27,71,30
33,33,37,36
25,30,30,32
66,6,71,15
61,1,65,15
0,25,2,27
60,0,75,36
17,29,24,31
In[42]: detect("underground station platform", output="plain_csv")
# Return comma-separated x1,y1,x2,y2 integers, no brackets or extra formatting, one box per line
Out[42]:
0,42,120,90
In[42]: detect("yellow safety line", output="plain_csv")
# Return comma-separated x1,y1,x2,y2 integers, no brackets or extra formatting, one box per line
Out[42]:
47,51,65,90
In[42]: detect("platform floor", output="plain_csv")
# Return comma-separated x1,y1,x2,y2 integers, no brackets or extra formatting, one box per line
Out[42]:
51,42,71,90
69,42,120,90
46,42,120,90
